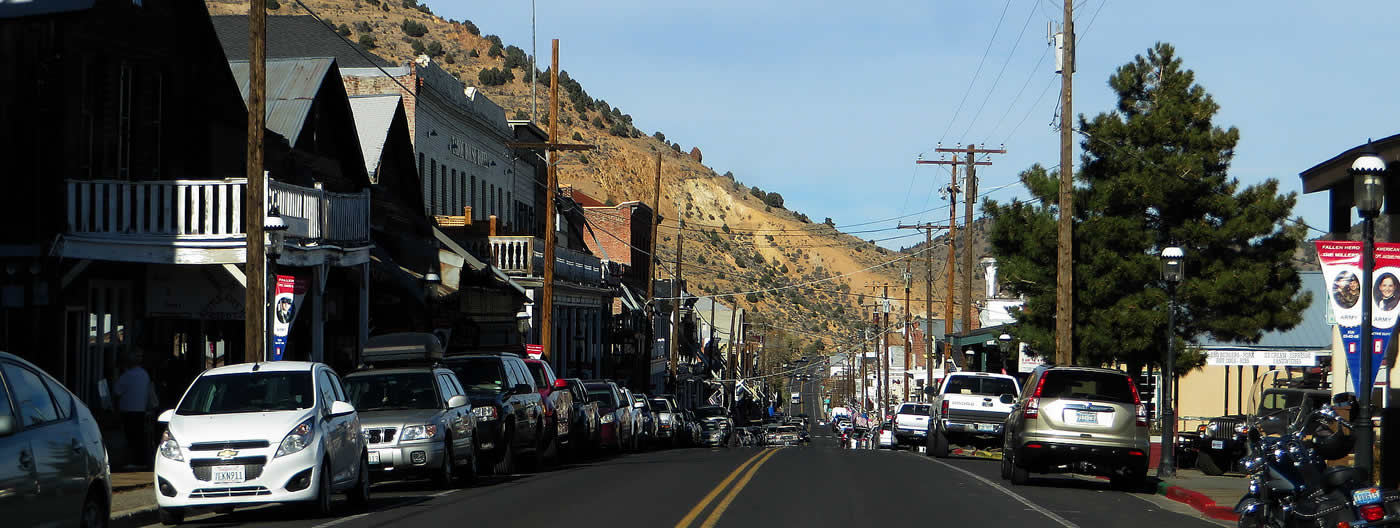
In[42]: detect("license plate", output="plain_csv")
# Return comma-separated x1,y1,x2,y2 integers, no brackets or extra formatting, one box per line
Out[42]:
211,465,245,484
982,401,994,407
977,424,997,432
1074,411,1098,424
1211,440,1224,450
1354,487,1383,506
368,451,381,465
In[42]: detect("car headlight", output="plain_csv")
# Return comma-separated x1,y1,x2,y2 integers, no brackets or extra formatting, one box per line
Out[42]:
159,430,184,462
601,413,615,424
660,415,672,425
400,424,438,441
473,406,499,421
275,418,315,458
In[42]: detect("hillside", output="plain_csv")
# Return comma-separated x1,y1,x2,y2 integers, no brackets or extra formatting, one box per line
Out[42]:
205,0,993,354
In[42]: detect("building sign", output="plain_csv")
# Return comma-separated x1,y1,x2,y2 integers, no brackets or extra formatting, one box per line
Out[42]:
1316,240,1399,394
1016,343,1042,373
525,344,543,359
1205,349,1317,367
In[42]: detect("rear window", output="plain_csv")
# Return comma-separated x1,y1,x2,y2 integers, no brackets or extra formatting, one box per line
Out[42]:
447,359,507,392
524,362,550,388
650,399,671,412
585,384,619,408
1039,370,1135,404
943,376,1019,397
898,404,931,415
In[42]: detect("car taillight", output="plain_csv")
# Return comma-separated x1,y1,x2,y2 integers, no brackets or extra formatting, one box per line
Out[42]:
1360,504,1385,522
1127,375,1147,426
940,400,949,416
1024,375,1046,420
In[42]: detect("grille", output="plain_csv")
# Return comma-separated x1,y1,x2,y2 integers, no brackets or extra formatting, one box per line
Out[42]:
366,427,398,444
944,409,1009,424
1208,418,1242,438
189,440,271,451
189,486,271,498
190,456,268,482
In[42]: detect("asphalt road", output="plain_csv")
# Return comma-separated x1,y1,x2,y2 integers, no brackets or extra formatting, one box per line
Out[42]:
138,375,1227,528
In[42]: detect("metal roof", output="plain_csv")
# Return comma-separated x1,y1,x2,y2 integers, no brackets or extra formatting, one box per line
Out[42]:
211,15,395,68
1196,271,1329,350
347,94,401,180
227,57,336,147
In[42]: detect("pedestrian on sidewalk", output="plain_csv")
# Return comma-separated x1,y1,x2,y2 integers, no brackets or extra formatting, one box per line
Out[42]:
115,346,158,470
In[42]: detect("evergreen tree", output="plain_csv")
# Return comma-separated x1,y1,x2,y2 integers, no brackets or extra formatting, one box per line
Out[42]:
984,43,1310,373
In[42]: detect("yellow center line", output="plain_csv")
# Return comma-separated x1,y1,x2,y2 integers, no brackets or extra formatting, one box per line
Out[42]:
674,450,769,528
698,448,781,528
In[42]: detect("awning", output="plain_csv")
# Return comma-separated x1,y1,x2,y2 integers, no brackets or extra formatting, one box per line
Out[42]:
949,323,1014,348
431,227,528,297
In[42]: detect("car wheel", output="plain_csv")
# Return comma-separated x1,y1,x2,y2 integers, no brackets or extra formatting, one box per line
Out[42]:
493,430,516,475
81,489,109,528
1000,451,1013,480
306,461,333,517
1009,458,1030,485
435,441,455,488
347,452,371,510
930,427,949,458
1110,471,1146,491
158,507,185,526
1196,450,1227,476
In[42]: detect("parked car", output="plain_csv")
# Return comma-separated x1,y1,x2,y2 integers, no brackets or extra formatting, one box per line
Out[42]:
1190,385,1332,475
630,393,657,448
342,356,477,487
442,353,544,474
582,380,633,451
928,372,1021,457
0,351,111,528
877,421,896,449
892,402,931,449
617,387,644,450
767,425,802,446
154,361,369,524
649,397,680,448
522,358,569,462
1001,366,1150,489
682,409,703,446
560,378,601,454
693,405,731,445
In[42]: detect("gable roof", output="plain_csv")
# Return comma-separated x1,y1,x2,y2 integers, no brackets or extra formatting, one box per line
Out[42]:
228,57,335,147
348,94,401,179
1197,271,1329,350
211,15,395,68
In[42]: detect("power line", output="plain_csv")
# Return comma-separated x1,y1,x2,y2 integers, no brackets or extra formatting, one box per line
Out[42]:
961,0,1041,140
925,0,1016,154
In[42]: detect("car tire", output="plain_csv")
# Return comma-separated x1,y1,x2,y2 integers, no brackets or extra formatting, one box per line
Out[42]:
347,452,371,510
158,507,185,526
435,441,455,488
493,430,516,475
81,489,109,528
1196,451,1227,476
306,461,334,517
1000,451,1013,480
1110,471,1146,491
930,427,949,458
1010,459,1030,485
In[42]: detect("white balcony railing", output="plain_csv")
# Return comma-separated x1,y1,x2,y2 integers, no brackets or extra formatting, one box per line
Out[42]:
476,236,603,285
482,236,535,275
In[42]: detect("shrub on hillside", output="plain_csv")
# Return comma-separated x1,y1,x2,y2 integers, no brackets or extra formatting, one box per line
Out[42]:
824,217,834,226
337,24,351,36
504,45,529,70
670,143,681,153
749,187,765,200
579,154,590,164
653,131,666,143
486,34,503,48
380,2,389,12
354,21,372,33
487,43,503,58
410,39,426,55
763,192,785,209
572,131,583,141
477,67,514,86
746,292,761,303
416,3,432,14
358,35,377,49
462,20,480,35
401,19,428,37
795,213,810,223
426,40,443,56
608,122,630,137
514,110,530,120
468,48,479,58
591,117,604,129
266,0,280,9
400,0,416,8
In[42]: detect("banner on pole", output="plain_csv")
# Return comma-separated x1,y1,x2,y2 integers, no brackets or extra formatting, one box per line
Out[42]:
1316,241,1396,395
270,274,307,361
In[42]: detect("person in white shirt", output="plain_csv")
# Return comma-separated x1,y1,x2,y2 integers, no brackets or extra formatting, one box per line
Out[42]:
115,348,152,469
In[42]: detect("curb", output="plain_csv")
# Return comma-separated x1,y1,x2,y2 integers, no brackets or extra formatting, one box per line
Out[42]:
110,505,158,528
1160,483,1239,522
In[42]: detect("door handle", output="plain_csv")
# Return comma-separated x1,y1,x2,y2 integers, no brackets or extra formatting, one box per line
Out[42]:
71,439,84,454
18,450,33,469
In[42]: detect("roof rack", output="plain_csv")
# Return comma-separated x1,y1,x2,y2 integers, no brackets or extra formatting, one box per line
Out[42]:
362,332,443,366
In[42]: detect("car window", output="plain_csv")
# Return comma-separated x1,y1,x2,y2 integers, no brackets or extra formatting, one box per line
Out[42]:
449,359,508,392
177,371,314,415
1039,370,1135,404
525,362,549,388
584,384,618,407
0,373,13,424
2,362,60,427
512,361,535,390
436,374,458,400
344,372,440,411
317,370,340,409
650,399,671,412
943,376,1019,397
41,373,71,420
899,404,931,415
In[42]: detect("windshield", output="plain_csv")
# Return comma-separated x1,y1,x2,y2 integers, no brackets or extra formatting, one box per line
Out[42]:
702,421,721,430
585,385,619,407
944,376,1019,397
694,406,727,418
525,362,550,388
650,399,672,412
1039,371,1135,404
177,372,314,415
899,404,931,415
448,359,507,392
777,426,798,433
343,373,439,411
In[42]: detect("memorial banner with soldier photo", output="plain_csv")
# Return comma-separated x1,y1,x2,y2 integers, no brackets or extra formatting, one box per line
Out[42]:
1316,240,1398,395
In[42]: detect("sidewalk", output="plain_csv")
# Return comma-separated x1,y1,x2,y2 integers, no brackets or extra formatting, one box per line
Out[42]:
110,470,159,528
1152,469,1247,522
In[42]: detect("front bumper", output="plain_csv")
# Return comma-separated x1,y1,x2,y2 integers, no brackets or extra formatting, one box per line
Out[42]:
474,420,504,452
154,442,321,509
367,440,445,480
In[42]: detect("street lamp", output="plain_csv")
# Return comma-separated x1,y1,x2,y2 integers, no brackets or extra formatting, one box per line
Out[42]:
1352,142,1386,475
999,333,1012,373
264,206,288,359
1157,246,1184,478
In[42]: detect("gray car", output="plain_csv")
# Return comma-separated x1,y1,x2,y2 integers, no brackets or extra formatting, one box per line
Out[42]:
0,351,111,528
342,366,477,487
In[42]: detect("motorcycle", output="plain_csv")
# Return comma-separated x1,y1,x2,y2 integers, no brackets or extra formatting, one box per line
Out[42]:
1234,371,1400,527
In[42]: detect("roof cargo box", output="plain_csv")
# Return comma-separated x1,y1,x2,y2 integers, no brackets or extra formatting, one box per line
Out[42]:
364,332,443,364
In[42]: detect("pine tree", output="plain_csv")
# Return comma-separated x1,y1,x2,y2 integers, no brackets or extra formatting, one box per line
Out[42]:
984,42,1311,374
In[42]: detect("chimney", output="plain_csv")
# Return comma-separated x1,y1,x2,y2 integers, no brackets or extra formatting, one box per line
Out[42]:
980,257,999,299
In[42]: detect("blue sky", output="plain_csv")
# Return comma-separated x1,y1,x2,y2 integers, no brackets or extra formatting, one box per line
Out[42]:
432,0,1400,249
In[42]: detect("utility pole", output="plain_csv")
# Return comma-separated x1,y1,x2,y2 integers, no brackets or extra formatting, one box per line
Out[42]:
903,262,912,402
244,0,266,364
936,145,1006,337
727,299,738,409
648,152,661,302
861,315,870,411
670,217,683,389
1055,0,1076,367
896,223,941,390
916,155,984,370
882,284,891,420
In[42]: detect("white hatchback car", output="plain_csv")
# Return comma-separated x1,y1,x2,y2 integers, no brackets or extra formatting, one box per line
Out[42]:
154,361,368,524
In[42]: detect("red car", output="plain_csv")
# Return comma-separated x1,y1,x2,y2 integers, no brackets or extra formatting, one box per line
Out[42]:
522,359,571,461
582,380,634,451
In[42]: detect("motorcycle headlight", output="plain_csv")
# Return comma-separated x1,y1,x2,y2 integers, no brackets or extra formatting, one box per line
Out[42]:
473,406,499,421
600,413,615,424
159,430,184,462
400,424,438,441
275,418,316,458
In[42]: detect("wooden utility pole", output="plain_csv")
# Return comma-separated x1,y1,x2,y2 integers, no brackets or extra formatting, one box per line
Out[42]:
862,313,871,410
727,300,738,408
648,152,661,302
936,145,1006,339
670,217,683,385
1056,0,1076,366
903,261,912,402
896,223,941,389
244,0,267,364
504,40,594,364
916,156,985,370
881,284,890,419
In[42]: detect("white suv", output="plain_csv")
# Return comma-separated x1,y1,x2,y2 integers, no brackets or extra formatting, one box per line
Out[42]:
154,361,368,524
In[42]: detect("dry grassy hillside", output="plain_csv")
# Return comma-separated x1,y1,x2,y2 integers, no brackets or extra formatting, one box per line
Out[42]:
206,0,990,351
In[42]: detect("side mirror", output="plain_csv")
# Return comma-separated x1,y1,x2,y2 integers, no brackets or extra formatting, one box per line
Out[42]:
447,395,470,409
999,394,1015,405
0,415,13,437
633,401,646,409
157,409,176,424
514,383,533,395
330,400,356,417
553,378,569,390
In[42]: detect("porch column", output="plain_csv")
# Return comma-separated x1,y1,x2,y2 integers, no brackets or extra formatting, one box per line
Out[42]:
358,263,369,366
311,264,325,363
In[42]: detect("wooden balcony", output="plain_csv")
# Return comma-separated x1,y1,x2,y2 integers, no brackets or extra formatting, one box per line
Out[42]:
475,236,603,285
63,179,371,265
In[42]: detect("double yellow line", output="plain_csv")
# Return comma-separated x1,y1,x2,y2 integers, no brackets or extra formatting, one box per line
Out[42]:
674,449,781,528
